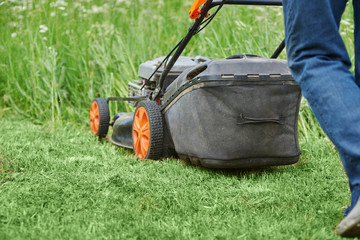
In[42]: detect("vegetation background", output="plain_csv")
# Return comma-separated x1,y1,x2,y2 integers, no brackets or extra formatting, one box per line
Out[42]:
0,0,356,239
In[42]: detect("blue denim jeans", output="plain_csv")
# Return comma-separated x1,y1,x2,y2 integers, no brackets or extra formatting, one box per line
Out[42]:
282,0,360,215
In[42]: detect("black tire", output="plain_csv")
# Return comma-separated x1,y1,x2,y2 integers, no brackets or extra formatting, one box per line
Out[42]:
132,101,164,160
90,98,110,138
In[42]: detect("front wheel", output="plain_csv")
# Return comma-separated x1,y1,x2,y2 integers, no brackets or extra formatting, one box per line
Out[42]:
132,101,164,160
90,98,110,138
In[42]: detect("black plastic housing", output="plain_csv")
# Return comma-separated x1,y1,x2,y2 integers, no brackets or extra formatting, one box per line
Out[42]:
162,55,302,168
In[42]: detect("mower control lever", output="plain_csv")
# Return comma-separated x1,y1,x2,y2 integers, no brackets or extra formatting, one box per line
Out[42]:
189,0,208,19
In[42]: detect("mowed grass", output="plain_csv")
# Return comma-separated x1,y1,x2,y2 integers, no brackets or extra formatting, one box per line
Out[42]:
0,116,351,239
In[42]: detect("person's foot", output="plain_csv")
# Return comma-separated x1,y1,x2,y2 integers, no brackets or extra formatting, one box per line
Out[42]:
337,198,360,237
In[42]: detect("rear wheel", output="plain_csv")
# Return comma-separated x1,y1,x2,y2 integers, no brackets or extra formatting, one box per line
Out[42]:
90,98,110,138
132,101,163,160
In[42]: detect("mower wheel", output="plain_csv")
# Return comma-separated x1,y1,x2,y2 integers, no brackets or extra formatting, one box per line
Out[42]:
90,98,110,138
132,101,164,160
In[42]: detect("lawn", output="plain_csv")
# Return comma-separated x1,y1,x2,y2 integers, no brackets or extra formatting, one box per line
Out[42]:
0,116,351,239
0,0,356,239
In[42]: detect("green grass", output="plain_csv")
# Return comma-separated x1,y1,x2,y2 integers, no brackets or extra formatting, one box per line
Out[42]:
0,0,355,127
0,116,352,239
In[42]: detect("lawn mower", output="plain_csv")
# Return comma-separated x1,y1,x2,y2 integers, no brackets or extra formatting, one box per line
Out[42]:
89,0,302,168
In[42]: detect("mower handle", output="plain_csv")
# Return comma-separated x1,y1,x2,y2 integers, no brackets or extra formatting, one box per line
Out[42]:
190,0,282,18
152,0,283,100
210,0,282,7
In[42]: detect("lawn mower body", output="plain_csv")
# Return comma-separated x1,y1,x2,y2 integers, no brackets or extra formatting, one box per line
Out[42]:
90,0,302,168
109,55,301,168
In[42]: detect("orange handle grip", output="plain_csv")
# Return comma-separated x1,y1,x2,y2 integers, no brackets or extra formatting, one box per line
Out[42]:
189,0,207,19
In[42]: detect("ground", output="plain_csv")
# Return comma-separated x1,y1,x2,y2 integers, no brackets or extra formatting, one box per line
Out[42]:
0,116,352,239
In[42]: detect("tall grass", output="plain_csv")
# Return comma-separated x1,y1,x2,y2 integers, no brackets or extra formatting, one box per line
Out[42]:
0,0,355,136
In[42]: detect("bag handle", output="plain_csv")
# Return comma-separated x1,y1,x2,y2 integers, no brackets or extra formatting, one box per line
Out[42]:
237,114,284,125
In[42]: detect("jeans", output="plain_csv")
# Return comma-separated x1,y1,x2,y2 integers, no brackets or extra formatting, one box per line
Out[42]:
282,0,360,215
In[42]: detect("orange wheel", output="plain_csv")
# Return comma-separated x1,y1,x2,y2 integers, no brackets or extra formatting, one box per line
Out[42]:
90,98,110,138
132,101,163,160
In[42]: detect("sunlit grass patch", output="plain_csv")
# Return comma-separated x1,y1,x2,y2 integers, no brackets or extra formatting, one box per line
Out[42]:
0,117,350,239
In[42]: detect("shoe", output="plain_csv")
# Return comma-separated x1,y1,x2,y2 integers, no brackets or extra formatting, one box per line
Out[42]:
337,198,360,237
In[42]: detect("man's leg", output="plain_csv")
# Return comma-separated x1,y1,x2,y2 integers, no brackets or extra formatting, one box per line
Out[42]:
283,0,360,236
335,3,360,236
355,0,360,88
342,0,360,217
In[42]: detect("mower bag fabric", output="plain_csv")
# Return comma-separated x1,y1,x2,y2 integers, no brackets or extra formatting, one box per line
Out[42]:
162,55,302,168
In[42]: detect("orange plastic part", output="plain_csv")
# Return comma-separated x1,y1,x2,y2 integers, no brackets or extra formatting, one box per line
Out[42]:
90,101,100,135
189,0,207,19
133,107,150,160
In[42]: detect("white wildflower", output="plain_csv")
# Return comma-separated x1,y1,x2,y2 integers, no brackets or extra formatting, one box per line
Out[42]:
341,19,351,26
157,0,164,7
90,5,101,13
58,6,65,10
50,0,67,8
48,46,58,56
50,12,56,17
61,0,68,6
12,6,23,11
8,22,17,27
39,25,48,33
11,32,16,38
43,37,47,41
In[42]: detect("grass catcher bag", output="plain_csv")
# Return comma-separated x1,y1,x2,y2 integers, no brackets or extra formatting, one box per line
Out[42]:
161,55,302,168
